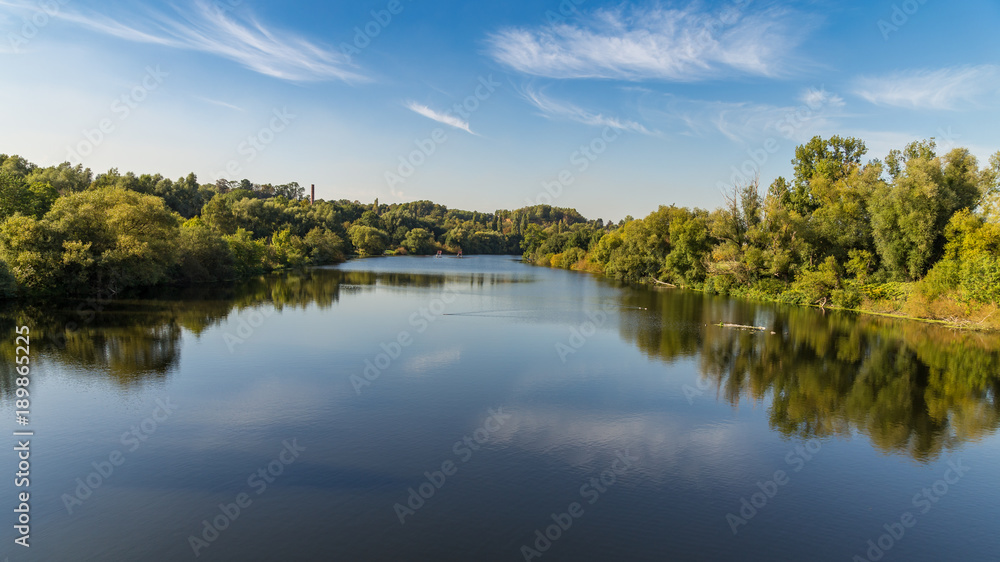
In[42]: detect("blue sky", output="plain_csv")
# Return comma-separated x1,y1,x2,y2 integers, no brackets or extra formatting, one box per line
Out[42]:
2,0,998,221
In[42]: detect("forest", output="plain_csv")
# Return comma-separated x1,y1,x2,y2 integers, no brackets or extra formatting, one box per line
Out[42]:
0,134,997,327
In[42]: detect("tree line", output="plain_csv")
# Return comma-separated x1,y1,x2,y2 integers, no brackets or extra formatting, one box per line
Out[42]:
521,136,1000,327
1,134,998,327
0,154,587,297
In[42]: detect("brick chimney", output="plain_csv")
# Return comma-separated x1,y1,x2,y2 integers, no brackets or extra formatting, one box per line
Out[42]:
310,184,315,204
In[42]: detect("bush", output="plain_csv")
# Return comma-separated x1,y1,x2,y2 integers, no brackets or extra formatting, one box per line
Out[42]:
861,282,910,302
961,253,1000,304
918,259,960,300
791,256,842,306
704,274,733,296
832,287,863,309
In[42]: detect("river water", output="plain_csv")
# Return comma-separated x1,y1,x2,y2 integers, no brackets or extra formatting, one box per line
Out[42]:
2,255,998,561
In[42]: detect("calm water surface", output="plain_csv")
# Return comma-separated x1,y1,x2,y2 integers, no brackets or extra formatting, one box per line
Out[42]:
2,255,999,561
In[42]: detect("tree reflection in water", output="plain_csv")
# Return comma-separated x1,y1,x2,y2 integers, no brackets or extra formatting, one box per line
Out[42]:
1,268,997,464
612,281,1000,462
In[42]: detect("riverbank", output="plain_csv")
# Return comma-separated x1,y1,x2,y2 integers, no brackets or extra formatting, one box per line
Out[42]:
534,255,1000,332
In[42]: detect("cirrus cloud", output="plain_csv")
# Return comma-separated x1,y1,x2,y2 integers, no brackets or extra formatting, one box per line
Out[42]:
486,3,812,82
519,86,655,135
405,101,475,135
0,0,364,82
853,65,1000,110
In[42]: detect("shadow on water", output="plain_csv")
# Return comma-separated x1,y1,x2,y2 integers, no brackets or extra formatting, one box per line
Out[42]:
1,265,999,463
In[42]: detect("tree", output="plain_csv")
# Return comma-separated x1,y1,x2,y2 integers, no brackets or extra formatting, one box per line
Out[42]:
0,215,60,293
174,218,234,283
303,228,345,264
444,227,469,252
44,187,182,292
348,225,389,256
871,140,982,280
224,228,268,278
358,209,385,230
980,151,1000,222
202,194,239,235
0,154,35,178
791,256,842,307
663,208,712,285
270,228,307,268
0,187,182,294
402,228,435,255
24,162,92,193
790,136,867,215
712,177,764,284
0,173,58,220
808,162,882,262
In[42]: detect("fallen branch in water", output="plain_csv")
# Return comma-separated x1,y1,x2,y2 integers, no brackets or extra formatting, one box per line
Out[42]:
716,322,768,332
648,277,677,288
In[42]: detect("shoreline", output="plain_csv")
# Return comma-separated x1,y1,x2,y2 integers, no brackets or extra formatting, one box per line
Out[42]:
531,258,1000,333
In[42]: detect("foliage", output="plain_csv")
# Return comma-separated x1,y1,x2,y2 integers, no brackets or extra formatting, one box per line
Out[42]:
0,140,999,322
790,256,842,306
0,173,58,220
223,228,268,279
304,228,345,264
174,218,235,283
348,225,389,256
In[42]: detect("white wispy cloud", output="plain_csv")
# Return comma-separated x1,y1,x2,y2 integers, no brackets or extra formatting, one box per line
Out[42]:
486,4,811,81
0,0,363,82
405,102,475,135
640,88,846,143
800,87,845,109
196,96,244,111
853,65,1000,110
520,86,655,135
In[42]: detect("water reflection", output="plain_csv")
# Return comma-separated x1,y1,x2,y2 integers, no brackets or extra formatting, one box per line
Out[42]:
1,265,998,464
613,284,1000,462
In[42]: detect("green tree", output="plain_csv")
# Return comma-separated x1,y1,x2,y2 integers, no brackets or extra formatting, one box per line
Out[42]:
663,209,712,285
808,162,882,262
358,209,385,231
791,256,843,307
348,225,389,256
174,218,234,283
223,228,268,278
790,136,867,215
402,228,435,255
303,228,345,264
980,151,1000,222
44,187,182,292
0,173,58,219
270,228,307,268
24,162,92,193
871,140,982,280
0,187,182,294
0,215,60,293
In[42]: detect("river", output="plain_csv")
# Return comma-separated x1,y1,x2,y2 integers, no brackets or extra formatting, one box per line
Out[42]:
2,255,998,561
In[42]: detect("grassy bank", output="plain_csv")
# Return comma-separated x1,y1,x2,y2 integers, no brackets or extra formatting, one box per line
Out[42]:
533,253,1000,331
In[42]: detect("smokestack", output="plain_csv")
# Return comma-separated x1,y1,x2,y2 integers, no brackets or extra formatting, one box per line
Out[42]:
310,184,315,205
